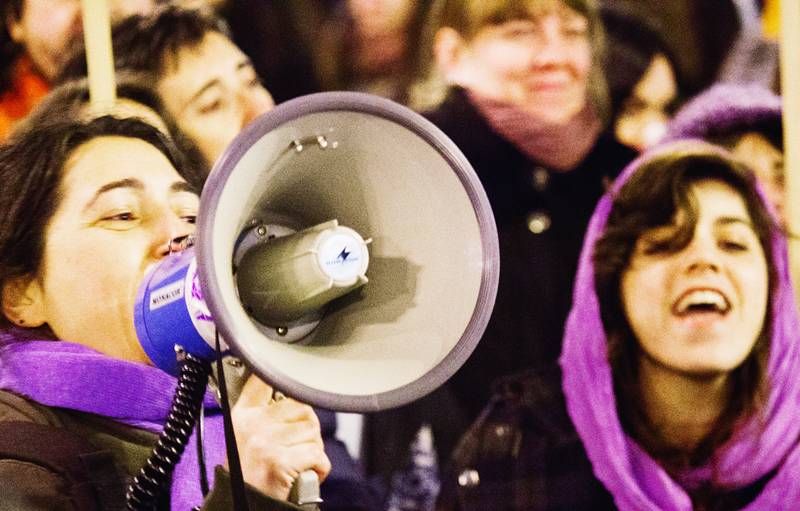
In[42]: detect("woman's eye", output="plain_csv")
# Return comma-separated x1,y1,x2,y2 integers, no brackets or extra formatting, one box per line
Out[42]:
197,99,223,115
641,240,672,255
496,21,537,39
182,214,197,225
563,26,588,38
720,239,749,251
505,28,534,38
638,230,677,255
104,211,137,222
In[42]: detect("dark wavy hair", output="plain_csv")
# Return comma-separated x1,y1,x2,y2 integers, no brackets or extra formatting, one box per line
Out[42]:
0,116,198,332
58,5,229,82
593,146,777,473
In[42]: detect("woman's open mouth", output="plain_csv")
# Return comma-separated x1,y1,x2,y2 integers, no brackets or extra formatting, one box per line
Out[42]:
672,288,731,317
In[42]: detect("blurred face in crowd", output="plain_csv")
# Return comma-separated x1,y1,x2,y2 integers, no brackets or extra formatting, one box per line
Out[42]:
438,2,592,124
2,136,199,363
157,31,275,167
348,0,414,37
614,53,678,152
621,179,768,379
731,132,785,224
6,0,155,80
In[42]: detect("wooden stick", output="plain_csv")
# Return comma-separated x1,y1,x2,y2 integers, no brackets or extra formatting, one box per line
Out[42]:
781,0,800,297
80,0,116,113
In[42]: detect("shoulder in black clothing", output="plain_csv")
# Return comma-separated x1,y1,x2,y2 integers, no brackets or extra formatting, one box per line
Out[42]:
0,390,126,510
0,390,302,511
437,366,617,511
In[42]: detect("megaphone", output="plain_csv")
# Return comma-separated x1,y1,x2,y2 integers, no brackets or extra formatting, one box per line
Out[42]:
134,92,499,413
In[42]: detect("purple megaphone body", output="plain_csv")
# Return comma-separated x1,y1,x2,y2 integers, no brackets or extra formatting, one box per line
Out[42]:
134,247,222,375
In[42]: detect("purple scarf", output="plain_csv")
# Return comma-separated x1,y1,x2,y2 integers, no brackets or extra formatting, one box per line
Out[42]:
0,333,225,510
560,141,800,510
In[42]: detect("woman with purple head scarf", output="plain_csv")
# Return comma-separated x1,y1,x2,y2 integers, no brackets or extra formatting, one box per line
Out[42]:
438,140,800,510
664,83,784,225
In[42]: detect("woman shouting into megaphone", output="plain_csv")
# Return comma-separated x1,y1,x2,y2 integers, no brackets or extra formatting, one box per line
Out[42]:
0,116,331,510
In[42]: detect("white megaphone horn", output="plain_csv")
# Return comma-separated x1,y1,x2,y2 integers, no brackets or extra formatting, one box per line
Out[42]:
133,92,499,413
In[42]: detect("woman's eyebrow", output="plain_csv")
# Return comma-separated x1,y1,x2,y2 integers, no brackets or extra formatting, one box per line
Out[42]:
170,181,195,194
83,178,143,212
183,79,222,111
716,216,755,229
236,58,253,73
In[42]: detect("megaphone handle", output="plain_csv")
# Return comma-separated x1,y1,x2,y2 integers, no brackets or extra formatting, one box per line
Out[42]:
271,392,322,510
288,470,322,510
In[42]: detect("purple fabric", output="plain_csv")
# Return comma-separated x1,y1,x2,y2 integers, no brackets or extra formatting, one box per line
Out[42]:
663,83,781,143
559,140,800,510
0,333,225,510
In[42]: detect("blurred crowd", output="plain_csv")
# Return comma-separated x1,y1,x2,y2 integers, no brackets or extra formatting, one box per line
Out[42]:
1,1,783,141
0,0,794,510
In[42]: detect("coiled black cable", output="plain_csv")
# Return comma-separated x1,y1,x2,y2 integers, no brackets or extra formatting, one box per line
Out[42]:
126,349,211,510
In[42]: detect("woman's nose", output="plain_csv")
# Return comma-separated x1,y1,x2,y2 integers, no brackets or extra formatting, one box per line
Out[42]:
686,257,720,273
683,236,721,274
240,89,274,127
532,22,568,66
241,101,261,127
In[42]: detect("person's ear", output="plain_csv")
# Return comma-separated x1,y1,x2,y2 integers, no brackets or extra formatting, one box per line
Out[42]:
434,27,470,83
5,7,25,44
2,275,46,328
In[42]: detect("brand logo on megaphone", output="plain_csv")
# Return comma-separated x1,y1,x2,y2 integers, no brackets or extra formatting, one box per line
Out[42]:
325,246,359,267
149,280,184,311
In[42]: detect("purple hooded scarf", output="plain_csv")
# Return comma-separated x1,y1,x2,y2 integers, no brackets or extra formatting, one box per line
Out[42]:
663,83,782,144
559,140,800,510
0,332,226,510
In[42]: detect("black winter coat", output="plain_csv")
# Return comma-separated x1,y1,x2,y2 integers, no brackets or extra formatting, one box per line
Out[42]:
363,88,635,491
436,366,616,511
435,367,774,511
